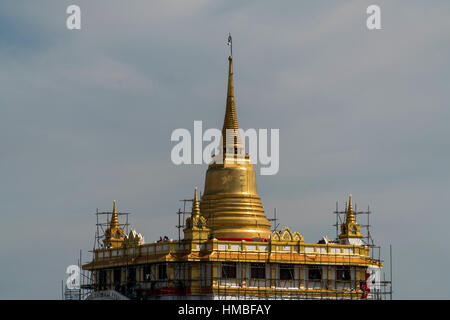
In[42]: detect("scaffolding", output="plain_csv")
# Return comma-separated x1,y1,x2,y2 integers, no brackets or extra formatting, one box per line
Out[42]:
211,235,384,300
93,208,131,250
62,249,94,300
268,208,280,233
333,200,393,300
176,198,193,242
76,196,393,300
64,208,132,300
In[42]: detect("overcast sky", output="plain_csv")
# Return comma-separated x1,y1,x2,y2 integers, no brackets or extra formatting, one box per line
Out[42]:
1,0,449,299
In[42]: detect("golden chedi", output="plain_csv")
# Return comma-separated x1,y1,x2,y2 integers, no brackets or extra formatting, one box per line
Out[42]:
184,188,210,241
339,194,363,245
81,44,388,301
200,55,271,240
103,200,124,248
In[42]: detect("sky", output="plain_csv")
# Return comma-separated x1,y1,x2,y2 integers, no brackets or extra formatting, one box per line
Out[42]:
0,0,449,299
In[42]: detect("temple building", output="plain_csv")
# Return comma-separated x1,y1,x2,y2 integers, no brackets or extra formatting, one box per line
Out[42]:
81,53,388,300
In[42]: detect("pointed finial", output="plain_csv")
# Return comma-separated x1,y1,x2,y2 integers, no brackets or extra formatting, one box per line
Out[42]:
347,193,355,223
221,47,242,157
192,187,200,216
227,33,232,56
223,53,238,132
338,193,362,241
111,200,119,228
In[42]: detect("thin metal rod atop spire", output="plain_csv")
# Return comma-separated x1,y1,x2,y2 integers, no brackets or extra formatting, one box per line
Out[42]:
227,33,232,56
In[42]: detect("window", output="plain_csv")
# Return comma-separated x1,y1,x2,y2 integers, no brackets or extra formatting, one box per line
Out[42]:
98,270,107,290
127,267,136,283
336,266,351,281
250,263,265,279
308,266,322,280
175,263,186,281
113,268,121,284
158,264,167,280
143,265,151,282
221,263,237,279
280,264,295,280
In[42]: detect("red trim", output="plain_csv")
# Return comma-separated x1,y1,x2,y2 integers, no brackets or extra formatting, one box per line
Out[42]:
216,237,268,242
360,272,371,299
139,287,192,296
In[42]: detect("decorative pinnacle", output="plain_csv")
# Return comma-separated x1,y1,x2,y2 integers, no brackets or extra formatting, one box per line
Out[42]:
347,194,356,224
192,188,200,216
111,200,119,228
223,55,239,133
221,53,243,157
227,33,232,57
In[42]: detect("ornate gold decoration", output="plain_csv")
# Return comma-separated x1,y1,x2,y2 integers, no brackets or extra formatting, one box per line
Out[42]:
271,231,281,241
281,227,293,240
271,227,304,242
339,194,363,239
292,232,303,241
122,229,145,248
184,188,210,241
200,55,271,239
103,200,124,248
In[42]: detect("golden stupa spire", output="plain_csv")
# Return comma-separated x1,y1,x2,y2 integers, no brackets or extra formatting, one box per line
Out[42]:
222,55,239,134
339,193,362,242
184,187,209,241
346,194,356,224
192,187,200,217
111,200,119,229
221,35,243,157
103,200,124,248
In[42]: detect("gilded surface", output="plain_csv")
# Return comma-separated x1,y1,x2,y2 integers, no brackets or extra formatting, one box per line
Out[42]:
200,56,271,239
103,200,124,248
339,194,363,239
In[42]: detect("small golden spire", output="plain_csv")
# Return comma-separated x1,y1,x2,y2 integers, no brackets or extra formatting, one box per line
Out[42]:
103,200,124,248
339,193,362,241
184,187,210,240
111,200,119,228
192,188,200,216
347,194,356,223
